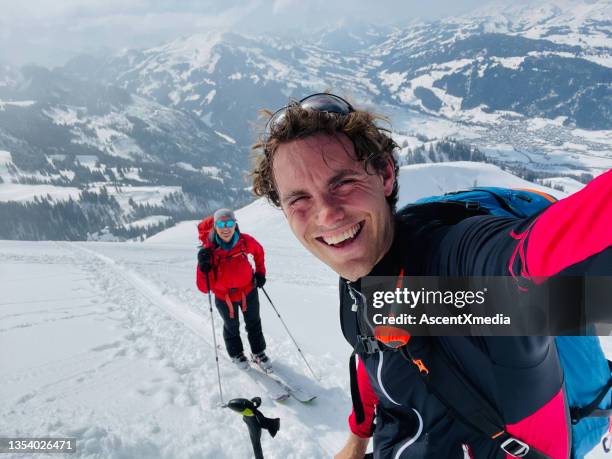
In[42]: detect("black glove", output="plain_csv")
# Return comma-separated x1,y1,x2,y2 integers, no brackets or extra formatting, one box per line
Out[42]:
254,272,266,288
198,247,213,273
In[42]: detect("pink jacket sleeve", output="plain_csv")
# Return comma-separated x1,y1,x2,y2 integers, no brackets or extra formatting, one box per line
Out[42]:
525,168,612,278
348,355,379,438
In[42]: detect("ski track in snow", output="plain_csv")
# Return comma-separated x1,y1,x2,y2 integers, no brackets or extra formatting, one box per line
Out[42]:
0,240,349,459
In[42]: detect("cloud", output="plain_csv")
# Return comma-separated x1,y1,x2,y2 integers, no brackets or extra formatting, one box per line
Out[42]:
0,0,147,25
272,0,300,14
0,0,260,66
0,0,498,66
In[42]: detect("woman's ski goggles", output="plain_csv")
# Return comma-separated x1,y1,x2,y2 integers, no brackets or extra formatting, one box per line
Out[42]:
215,220,236,229
264,93,355,142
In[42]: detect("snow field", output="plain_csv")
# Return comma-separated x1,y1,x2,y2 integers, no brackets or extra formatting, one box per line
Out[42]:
0,236,348,458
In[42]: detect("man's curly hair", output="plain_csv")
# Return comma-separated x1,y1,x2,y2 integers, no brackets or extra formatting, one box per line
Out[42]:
251,99,399,210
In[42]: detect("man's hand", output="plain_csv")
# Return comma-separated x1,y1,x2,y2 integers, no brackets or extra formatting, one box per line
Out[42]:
334,433,369,459
254,272,266,288
198,247,213,273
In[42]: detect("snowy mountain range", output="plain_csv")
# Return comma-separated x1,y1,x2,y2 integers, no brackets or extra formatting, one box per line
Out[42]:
0,0,610,239
0,66,250,239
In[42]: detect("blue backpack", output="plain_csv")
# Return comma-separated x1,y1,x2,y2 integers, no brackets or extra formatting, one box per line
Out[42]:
415,186,557,219
414,187,612,458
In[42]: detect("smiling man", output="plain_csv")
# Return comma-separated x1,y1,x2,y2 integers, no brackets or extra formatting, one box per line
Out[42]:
251,93,612,459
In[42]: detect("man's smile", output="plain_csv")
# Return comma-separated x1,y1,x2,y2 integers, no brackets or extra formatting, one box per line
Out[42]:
316,221,364,248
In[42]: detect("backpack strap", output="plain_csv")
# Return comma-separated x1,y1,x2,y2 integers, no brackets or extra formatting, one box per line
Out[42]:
349,350,365,425
439,188,521,217
570,360,612,424
471,188,524,218
223,290,248,319
583,409,612,418
513,188,557,203
240,291,247,314
237,238,258,287
401,341,554,459
224,294,235,319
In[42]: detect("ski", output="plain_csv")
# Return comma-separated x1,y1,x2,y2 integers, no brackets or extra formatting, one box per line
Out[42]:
251,360,317,404
243,365,290,402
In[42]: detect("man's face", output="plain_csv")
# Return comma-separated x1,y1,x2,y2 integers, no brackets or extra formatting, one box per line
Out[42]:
273,132,395,281
215,216,236,243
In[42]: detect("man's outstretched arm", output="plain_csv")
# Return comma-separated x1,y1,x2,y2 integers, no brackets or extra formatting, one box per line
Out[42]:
433,168,612,278
524,168,612,278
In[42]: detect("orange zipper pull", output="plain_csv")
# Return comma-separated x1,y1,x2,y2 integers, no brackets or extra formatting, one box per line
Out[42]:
413,358,429,375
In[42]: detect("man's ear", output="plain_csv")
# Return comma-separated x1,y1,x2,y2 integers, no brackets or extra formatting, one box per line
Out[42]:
381,156,396,197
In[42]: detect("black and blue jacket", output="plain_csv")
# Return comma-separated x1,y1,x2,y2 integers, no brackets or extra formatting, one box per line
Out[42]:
340,169,612,459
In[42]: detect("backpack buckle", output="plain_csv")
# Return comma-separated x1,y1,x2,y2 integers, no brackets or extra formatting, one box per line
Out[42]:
465,201,481,211
500,437,529,457
356,335,381,354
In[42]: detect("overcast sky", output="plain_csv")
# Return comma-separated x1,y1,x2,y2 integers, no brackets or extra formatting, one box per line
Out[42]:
0,0,498,67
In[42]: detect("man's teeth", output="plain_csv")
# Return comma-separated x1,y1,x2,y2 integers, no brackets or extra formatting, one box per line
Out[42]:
322,223,361,245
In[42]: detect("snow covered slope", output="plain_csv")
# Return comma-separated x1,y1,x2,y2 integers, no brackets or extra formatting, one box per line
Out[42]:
1,163,607,458
0,241,346,458
396,161,569,203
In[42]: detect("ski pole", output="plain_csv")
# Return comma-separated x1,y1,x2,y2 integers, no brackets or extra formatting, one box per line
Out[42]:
205,264,225,406
261,286,318,381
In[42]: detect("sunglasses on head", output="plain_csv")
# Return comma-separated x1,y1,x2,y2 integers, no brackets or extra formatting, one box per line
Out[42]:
215,220,236,229
264,93,354,141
